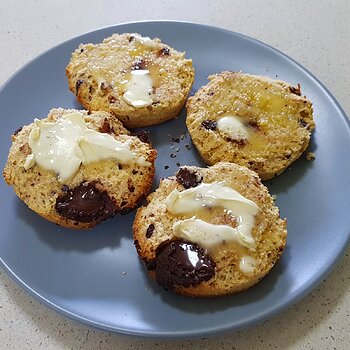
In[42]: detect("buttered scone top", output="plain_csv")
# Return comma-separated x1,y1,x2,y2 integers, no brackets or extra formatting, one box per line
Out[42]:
66,33,195,128
133,163,287,297
3,108,157,229
186,72,315,180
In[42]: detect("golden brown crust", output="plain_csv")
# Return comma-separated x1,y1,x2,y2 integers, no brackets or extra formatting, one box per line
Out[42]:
3,108,157,229
66,33,195,128
186,71,315,180
133,162,287,297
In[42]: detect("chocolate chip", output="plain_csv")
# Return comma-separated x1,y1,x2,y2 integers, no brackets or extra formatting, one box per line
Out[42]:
185,144,191,150
55,182,116,223
108,95,116,103
176,168,202,189
227,138,246,146
171,137,180,143
158,47,170,56
154,240,215,289
128,179,135,193
170,153,176,158
129,35,135,42
133,130,151,144
132,58,147,70
164,165,169,170
134,239,141,252
248,121,260,131
299,110,309,128
146,224,155,238
13,126,23,136
75,79,83,95
289,84,301,96
118,164,123,170
99,118,111,133
80,48,84,53
176,162,181,167
201,120,217,131
132,169,138,175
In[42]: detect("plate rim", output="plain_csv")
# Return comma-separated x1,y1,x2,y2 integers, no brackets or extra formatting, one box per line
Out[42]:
1,20,350,339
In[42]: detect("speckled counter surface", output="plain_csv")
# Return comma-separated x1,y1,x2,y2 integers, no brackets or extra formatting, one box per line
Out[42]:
0,1,349,349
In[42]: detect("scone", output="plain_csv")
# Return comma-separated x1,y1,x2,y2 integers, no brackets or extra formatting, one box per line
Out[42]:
3,108,157,229
186,71,315,180
133,163,287,297
66,33,195,128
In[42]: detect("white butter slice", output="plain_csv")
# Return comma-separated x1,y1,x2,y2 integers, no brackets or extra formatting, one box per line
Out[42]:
123,70,153,108
239,256,258,276
132,34,159,49
173,218,256,250
217,115,249,140
27,112,149,181
165,182,260,250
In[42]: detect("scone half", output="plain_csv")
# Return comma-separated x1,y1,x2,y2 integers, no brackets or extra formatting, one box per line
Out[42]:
66,33,195,128
133,163,287,297
3,108,157,229
186,71,315,180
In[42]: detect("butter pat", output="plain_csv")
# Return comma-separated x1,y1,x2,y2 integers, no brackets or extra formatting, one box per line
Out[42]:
239,256,258,276
132,34,159,49
217,115,249,141
27,112,149,181
123,70,153,108
165,182,260,250
173,218,256,250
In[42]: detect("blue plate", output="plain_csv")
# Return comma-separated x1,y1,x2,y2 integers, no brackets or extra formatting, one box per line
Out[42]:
1,21,350,338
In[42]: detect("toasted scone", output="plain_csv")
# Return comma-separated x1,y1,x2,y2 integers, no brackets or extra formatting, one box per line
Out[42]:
133,163,287,297
66,33,195,128
186,71,315,180
3,108,157,228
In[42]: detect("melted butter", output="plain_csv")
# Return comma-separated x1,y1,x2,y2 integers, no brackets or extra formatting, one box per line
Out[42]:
217,115,249,141
165,182,260,251
173,218,256,250
122,70,153,107
26,112,150,181
239,256,258,276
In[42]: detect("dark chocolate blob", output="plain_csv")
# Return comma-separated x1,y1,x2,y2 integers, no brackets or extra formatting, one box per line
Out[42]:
155,241,215,290
75,79,83,95
176,168,202,189
289,84,301,96
55,182,116,223
13,126,23,136
201,120,217,130
146,224,155,238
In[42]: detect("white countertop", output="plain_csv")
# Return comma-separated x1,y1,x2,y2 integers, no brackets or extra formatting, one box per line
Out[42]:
1,1,349,349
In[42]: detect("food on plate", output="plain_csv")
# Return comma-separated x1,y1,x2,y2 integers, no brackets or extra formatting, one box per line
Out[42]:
186,71,315,180
66,33,195,128
3,108,157,228
133,162,287,297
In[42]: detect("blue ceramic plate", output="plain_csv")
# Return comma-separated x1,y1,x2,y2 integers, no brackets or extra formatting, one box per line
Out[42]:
1,21,349,338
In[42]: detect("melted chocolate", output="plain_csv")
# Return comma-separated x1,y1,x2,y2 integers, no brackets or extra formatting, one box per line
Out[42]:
176,168,202,189
146,224,155,238
55,182,116,223
201,120,217,131
75,79,83,95
155,240,215,290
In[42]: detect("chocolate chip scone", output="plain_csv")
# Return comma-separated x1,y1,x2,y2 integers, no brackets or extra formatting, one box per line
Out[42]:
66,33,195,128
3,108,157,229
133,162,287,297
186,71,315,180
